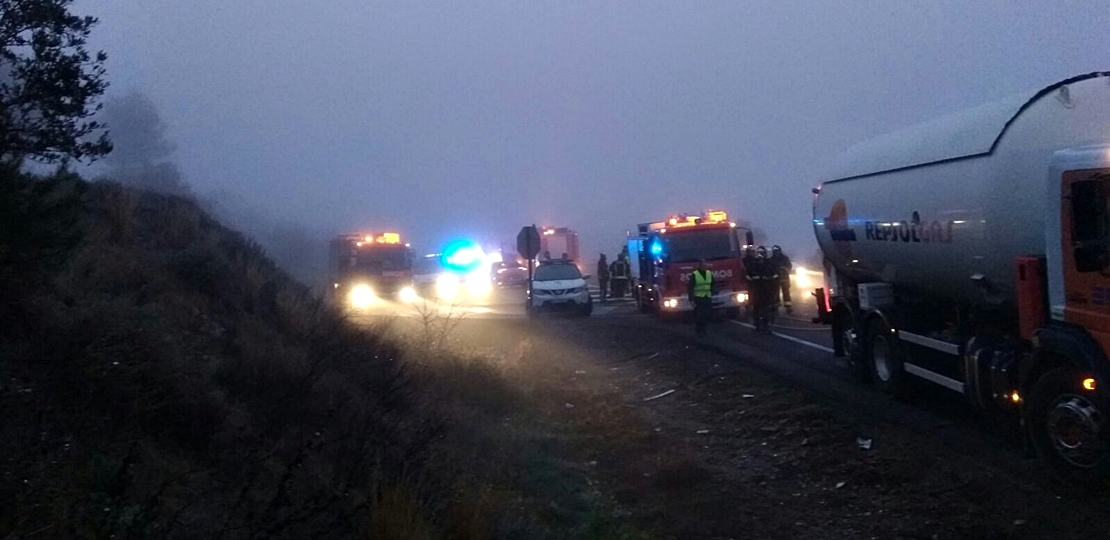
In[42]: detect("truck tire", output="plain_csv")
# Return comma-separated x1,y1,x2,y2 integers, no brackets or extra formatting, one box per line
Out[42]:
656,299,676,322
1028,367,1110,491
636,288,653,314
867,318,906,396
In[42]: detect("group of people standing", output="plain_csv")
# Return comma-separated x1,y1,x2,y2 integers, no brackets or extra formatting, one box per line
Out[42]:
594,244,794,336
744,245,793,333
596,248,632,302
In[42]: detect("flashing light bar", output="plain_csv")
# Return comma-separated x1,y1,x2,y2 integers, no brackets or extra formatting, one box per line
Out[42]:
353,232,402,245
704,210,728,223
662,210,730,229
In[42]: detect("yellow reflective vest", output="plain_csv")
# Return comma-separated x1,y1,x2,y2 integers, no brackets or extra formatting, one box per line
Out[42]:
692,270,713,298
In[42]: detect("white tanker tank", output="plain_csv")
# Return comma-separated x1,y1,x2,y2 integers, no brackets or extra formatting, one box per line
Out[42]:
811,72,1110,488
814,72,1110,303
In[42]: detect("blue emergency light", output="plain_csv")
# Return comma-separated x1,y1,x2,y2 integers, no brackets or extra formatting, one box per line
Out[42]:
441,239,485,273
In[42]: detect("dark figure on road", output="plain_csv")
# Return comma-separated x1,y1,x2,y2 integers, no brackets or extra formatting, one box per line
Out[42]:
688,259,715,337
747,247,779,333
771,245,793,315
741,245,756,319
609,254,630,298
596,253,610,302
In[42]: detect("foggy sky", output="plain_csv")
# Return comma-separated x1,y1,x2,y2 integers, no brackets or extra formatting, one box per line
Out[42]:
78,0,1110,263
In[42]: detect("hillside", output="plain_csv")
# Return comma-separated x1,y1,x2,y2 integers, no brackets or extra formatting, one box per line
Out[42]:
0,175,549,539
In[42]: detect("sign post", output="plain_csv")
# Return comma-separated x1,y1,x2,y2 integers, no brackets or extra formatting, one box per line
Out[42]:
517,225,541,304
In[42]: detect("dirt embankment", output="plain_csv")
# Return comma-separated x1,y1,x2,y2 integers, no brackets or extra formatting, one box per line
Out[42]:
456,317,1110,540
0,179,624,539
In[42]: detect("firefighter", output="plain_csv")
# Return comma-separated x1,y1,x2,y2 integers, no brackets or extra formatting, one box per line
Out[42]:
747,247,778,333
771,245,793,315
609,253,630,298
743,245,755,270
688,259,715,337
597,253,610,302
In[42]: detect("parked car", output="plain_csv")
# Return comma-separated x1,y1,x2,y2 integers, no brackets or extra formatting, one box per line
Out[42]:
413,254,490,301
491,261,529,287
528,260,591,316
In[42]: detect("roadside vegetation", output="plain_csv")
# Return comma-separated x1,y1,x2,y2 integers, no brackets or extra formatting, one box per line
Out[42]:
0,172,644,539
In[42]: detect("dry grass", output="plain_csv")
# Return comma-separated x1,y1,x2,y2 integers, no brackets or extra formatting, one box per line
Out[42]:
0,178,641,540
0,182,465,539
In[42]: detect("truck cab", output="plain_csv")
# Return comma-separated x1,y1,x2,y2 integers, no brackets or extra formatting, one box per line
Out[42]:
811,72,1110,486
329,232,416,307
629,211,753,317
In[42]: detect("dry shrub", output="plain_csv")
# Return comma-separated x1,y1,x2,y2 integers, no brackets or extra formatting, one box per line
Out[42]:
100,183,135,244
370,485,437,540
443,483,496,540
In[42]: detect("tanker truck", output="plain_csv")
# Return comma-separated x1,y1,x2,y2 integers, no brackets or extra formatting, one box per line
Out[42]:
812,71,1110,486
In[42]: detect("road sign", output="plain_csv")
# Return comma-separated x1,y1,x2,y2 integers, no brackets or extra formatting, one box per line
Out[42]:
518,225,541,306
516,225,540,260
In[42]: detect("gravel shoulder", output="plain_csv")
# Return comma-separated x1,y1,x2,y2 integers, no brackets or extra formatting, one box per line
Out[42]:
455,315,1110,540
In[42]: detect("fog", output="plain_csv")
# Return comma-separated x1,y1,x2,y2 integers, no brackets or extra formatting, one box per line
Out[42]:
78,0,1110,270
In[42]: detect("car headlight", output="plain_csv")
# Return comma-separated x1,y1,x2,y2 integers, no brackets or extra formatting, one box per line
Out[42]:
466,278,491,296
349,284,375,309
736,292,749,303
399,286,419,303
436,274,460,300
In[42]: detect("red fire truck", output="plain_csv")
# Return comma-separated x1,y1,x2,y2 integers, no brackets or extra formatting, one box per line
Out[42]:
539,227,580,266
329,232,417,307
628,210,754,317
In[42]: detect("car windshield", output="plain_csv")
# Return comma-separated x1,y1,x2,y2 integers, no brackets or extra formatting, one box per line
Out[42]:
662,228,738,263
356,247,410,271
534,263,582,281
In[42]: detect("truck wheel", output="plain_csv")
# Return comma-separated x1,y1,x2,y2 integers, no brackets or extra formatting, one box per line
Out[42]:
636,289,653,314
725,307,741,319
1028,367,1110,490
655,299,676,322
867,319,906,395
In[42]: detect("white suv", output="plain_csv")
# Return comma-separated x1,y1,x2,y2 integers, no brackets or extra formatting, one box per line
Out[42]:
528,260,592,316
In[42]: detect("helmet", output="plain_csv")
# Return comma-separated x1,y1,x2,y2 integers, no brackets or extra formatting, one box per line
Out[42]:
772,245,782,253
755,246,768,259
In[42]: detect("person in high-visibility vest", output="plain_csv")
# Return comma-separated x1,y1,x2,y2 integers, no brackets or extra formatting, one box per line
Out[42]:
687,259,716,337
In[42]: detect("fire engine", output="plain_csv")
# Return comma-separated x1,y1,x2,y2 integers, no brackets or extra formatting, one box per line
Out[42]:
539,227,580,266
628,210,754,317
329,232,417,308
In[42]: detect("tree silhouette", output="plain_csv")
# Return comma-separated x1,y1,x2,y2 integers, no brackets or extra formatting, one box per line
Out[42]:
0,0,111,163
101,91,191,197
102,91,174,169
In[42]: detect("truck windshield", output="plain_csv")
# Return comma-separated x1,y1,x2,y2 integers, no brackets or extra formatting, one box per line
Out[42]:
1072,175,1110,272
534,264,581,281
357,248,411,271
413,257,442,276
662,228,738,263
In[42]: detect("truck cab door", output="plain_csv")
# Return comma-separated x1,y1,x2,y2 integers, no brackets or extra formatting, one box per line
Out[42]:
1059,166,1110,348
